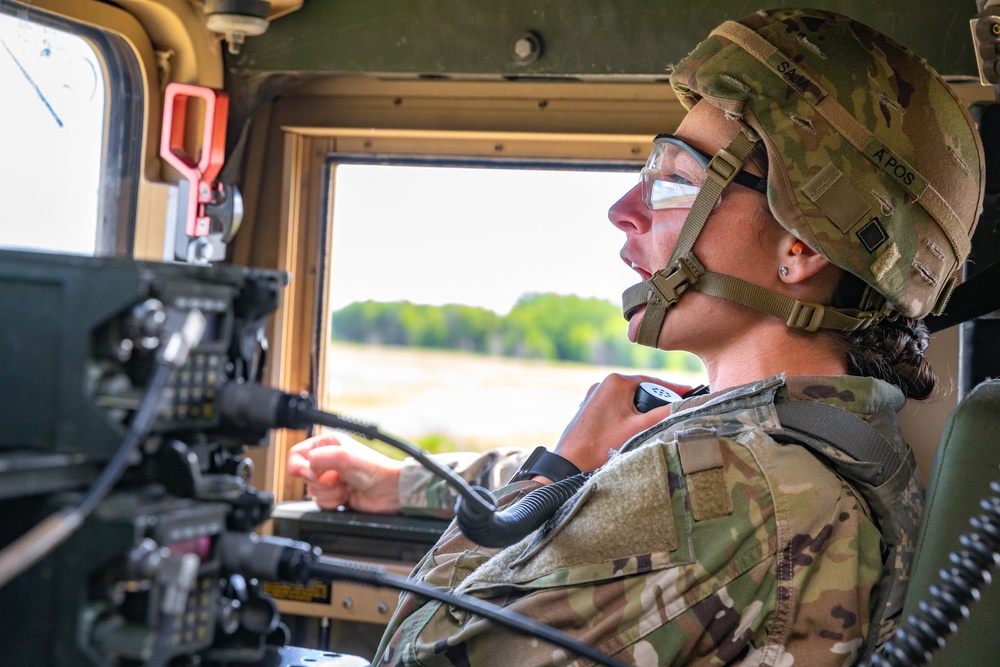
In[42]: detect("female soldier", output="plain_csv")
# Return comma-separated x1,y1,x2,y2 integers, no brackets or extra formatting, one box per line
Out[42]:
289,8,984,665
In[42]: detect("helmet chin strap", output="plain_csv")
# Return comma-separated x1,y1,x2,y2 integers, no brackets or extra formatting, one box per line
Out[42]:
622,125,893,349
622,125,759,348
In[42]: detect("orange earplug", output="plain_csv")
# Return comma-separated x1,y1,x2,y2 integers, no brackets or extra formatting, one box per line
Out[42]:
791,241,805,256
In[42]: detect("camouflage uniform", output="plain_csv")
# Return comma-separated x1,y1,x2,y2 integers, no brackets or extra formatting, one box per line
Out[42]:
379,374,917,666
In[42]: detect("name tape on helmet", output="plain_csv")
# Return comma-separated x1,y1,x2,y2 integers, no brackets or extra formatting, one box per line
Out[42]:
864,139,927,195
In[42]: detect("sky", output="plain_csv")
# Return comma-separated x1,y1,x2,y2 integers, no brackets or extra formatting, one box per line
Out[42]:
328,164,642,315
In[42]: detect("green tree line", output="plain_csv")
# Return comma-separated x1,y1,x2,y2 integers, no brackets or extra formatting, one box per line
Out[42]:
330,293,704,373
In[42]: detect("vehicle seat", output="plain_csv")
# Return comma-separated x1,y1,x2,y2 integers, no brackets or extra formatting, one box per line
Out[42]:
898,378,1000,666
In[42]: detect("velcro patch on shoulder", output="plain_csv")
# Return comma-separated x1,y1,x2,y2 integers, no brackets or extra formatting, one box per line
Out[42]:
676,427,724,473
676,428,733,521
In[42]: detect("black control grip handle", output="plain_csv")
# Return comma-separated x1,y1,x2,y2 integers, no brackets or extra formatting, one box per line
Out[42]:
633,381,682,413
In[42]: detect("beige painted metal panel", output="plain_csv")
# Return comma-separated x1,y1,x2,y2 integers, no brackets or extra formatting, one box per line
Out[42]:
268,558,413,625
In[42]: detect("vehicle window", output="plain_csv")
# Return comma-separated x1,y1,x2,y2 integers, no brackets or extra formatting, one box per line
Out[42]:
324,162,707,455
0,4,141,256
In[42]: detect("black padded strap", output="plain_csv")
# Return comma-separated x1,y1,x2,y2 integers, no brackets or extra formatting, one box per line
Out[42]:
774,400,901,484
926,259,1000,332
509,446,582,484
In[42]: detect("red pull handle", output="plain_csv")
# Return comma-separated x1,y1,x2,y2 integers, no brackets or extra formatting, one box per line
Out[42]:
159,83,229,237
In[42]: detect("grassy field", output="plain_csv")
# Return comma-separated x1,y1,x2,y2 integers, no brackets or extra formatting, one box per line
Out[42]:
323,341,706,453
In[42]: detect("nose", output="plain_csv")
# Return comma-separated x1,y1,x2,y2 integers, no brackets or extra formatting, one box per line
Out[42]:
608,181,650,235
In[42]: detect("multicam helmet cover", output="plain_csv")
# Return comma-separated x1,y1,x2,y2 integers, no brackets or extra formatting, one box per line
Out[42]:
669,8,985,319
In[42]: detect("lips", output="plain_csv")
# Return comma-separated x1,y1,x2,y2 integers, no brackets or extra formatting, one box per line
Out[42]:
631,262,653,280
621,253,652,280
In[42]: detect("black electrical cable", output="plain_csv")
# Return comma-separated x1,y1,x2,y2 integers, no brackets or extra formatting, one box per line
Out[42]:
216,383,498,518
219,384,603,550
0,310,205,589
215,386,635,663
857,478,1000,667
217,533,630,667
217,383,627,550
300,405,498,517
309,555,631,667
301,401,594,549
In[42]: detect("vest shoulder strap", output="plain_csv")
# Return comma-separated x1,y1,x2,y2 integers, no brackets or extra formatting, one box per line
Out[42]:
773,399,902,485
770,397,922,659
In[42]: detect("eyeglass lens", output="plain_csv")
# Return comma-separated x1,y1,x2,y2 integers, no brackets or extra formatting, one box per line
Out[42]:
641,137,719,211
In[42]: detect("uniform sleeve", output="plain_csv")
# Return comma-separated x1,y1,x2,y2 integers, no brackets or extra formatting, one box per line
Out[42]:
398,447,530,518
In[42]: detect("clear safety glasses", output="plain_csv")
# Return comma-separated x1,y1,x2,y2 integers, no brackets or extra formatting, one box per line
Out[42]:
640,134,768,211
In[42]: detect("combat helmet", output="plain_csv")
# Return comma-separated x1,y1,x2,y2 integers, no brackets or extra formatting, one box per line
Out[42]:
623,8,985,347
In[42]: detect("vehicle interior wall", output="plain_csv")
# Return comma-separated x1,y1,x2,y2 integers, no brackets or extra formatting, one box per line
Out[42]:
229,0,980,81
15,0,994,494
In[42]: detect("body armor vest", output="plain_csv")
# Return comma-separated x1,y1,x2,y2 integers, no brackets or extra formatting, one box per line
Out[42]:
621,377,922,660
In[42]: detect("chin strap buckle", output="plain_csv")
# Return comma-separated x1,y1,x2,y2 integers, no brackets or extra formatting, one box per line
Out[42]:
649,255,706,307
786,300,826,332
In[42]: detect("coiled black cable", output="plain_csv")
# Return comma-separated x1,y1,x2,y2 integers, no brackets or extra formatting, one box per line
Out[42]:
858,478,1000,667
456,473,588,548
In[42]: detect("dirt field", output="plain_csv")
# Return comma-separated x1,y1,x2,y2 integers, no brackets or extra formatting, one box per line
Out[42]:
323,342,706,452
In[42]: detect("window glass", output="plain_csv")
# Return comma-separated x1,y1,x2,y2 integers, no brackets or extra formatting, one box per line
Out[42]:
0,5,140,256
0,11,103,254
324,163,707,455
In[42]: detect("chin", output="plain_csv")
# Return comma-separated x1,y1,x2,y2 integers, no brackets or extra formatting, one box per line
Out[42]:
626,309,643,344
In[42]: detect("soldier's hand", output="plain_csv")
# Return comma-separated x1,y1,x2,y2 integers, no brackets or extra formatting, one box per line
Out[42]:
553,373,684,473
287,434,404,513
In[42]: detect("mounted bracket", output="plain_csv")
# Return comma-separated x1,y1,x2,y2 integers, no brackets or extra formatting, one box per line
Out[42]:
971,0,1000,86
160,82,243,264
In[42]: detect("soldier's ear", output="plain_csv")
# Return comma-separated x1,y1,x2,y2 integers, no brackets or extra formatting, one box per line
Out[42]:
777,237,831,284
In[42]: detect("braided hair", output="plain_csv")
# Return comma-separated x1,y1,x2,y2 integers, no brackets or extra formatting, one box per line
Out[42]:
835,274,937,400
